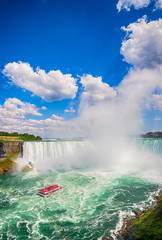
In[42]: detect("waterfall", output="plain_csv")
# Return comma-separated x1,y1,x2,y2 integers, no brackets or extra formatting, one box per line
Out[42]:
133,138,162,154
18,140,95,171
18,138,162,172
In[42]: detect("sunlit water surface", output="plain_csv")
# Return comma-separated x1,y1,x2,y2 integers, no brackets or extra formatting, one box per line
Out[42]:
0,139,162,240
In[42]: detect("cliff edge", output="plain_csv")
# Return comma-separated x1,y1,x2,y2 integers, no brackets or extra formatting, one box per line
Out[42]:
116,193,162,240
0,141,23,158
0,141,23,174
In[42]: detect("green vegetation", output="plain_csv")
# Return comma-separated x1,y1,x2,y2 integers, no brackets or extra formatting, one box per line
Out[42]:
0,136,20,142
0,155,17,174
0,131,42,141
142,131,162,138
133,199,162,240
119,195,162,240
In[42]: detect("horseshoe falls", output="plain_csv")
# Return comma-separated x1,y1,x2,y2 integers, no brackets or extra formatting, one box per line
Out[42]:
0,139,162,240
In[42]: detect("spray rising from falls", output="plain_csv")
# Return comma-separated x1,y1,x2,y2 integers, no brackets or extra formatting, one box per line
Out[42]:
4,139,162,240
18,140,97,171
18,139,162,175
14,139,162,240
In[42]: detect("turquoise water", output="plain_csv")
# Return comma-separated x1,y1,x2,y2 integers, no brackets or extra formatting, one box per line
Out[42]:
0,139,162,239
133,138,162,154
0,170,161,240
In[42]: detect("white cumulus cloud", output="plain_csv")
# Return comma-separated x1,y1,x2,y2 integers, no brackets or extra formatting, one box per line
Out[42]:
64,107,76,113
2,61,78,102
121,17,162,68
0,98,42,119
80,74,117,104
117,0,151,12
2,16,162,138
155,0,162,9
51,114,64,121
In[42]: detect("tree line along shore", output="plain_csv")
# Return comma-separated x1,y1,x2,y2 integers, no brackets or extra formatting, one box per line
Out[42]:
0,131,42,141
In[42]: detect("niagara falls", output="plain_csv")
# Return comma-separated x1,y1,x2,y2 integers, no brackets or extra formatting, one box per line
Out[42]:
0,138,161,239
1,0,162,239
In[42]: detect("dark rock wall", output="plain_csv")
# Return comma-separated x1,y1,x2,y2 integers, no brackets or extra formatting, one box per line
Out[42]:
0,141,23,158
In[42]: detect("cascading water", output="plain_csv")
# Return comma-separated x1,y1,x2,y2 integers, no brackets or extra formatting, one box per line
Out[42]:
0,139,162,240
19,138,162,172
133,138,162,154
18,140,96,171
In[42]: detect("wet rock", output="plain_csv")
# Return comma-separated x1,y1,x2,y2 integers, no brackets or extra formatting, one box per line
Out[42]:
133,210,141,217
116,192,162,240
0,141,23,158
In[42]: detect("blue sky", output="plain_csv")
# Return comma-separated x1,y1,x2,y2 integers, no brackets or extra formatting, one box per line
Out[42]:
1,0,162,137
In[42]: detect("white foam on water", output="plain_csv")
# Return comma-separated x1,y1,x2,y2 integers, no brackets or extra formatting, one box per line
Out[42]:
5,139,162,239
110,210,135,240
110,186,162,239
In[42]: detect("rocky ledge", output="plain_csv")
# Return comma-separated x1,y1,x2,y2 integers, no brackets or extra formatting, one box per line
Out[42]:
0,141,23,174
0,141,23,158
116,193,162,240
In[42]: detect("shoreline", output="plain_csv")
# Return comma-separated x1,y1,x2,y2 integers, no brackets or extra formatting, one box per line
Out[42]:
116,192,162,240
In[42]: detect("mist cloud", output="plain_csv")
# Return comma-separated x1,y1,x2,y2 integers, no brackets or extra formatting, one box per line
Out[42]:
1,17,162,138
148,94,162,111
80,74,117,106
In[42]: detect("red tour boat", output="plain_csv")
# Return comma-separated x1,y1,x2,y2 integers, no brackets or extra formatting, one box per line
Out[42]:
38,185,62,197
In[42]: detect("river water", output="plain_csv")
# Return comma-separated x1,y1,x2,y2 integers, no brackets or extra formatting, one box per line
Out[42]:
0,139,162,239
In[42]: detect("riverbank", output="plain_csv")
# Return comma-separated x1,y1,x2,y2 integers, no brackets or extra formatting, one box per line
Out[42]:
0,155,17,174
116,193,162,240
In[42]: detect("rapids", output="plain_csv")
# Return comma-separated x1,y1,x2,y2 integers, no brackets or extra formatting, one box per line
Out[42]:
0,139,162,239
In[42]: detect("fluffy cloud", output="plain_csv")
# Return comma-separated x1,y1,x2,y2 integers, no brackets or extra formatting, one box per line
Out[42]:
64,107,76,113
119,67,162,105
0,113,84,138
0,98,80,137
2,61,78,102
2,17,162,138
51,114,64,121
155,0,162,9
1,67,162,138
0,98,42,119
117,0,150,12
148,94,162,111
116,0,162,11
80,74,117,104
121,17,162,68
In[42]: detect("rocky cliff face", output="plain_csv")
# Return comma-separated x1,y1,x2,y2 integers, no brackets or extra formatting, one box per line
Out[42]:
0,141,23,159
0,141,24,174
